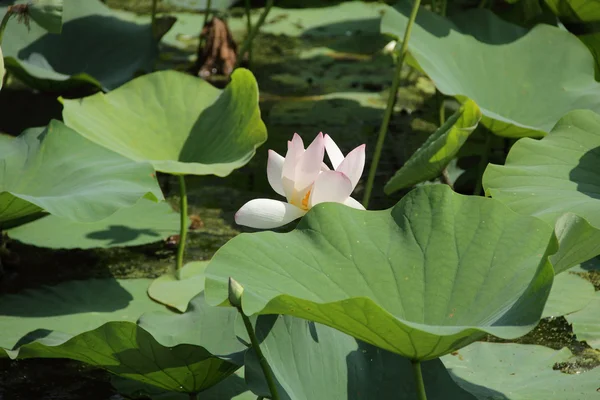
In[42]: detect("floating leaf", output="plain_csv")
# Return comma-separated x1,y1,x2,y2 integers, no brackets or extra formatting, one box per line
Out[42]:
6,199,178,249
483,110,600,273
381,2,600,137
565,292,600,349
29,0,64,34
148,261,209,312
1,0,162,91
542,272,595,318
62,69,267,176
441,342,600,399
0,121,162,230
385,99,482,194
243,315,475,400
205,185,556,360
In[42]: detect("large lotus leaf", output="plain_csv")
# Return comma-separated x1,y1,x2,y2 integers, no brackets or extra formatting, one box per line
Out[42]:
1,0,161,91
243,315,475,400
441,342,600,399
385,99,482,194
9,321,241,394
381,2,600,138
148,261,208,312
565,291,600,349
0,121,162,230
542,271,595,318
0,279,163,357
483,110,600,273
62,69,267,176
205,184,556,360
0,286,246,394
6,199,178,249
28,0,64,34
137,293,247,366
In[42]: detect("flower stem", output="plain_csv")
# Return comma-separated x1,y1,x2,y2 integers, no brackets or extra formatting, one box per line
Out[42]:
473,131,492,196
411,359,428,400
240,312,280,400
235,0,274,68
202,0,212,30
244,0,253,66
176,175,188,271
362,0,422,209
0,8,14,46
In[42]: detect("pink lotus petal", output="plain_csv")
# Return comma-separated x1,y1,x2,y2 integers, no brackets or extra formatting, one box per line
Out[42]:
267,150,286,197
235,198,306,229
309,170,353,207
324,134,345,169
337,144,366,189
343,196,365,210
294,133,325,192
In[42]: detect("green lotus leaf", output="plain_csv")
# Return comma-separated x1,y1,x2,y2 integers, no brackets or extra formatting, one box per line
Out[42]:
542,271,595,318
111,368,256,400
385,99,482,194
1,0,162,91
138,293,246,364
205,185,556,360
0,279,163,357
243,315,475,400
28,0,64,34
565,291,600,349
381,2,600,137
441,342,600,399
6,199,178,249
483,110,600,273
0,282,247,394
148,261,208,312
0,121,162,230
62,69,267,176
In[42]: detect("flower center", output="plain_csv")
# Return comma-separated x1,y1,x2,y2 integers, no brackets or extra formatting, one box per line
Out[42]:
301,189,311,211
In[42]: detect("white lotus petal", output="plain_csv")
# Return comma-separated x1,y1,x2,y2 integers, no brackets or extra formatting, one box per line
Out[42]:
343,196,365,210
267,150,285,197
337,144,366,189
324,134,344,169
235,199,306,229
294,133,325,192
309,170,353,207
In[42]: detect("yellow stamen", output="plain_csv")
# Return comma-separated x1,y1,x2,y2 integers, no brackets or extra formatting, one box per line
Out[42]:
301,190,311,210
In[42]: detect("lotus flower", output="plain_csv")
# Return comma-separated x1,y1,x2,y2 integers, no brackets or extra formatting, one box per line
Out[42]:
235,133,366,229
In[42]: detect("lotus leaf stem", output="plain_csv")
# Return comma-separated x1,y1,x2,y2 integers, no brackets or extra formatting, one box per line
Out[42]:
236,0,274,68
240,312,280,400
411,359,428,400
362,0,422,209
176,175,188,271
473,131,492,195
151,0,158,33
189,393,198,400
